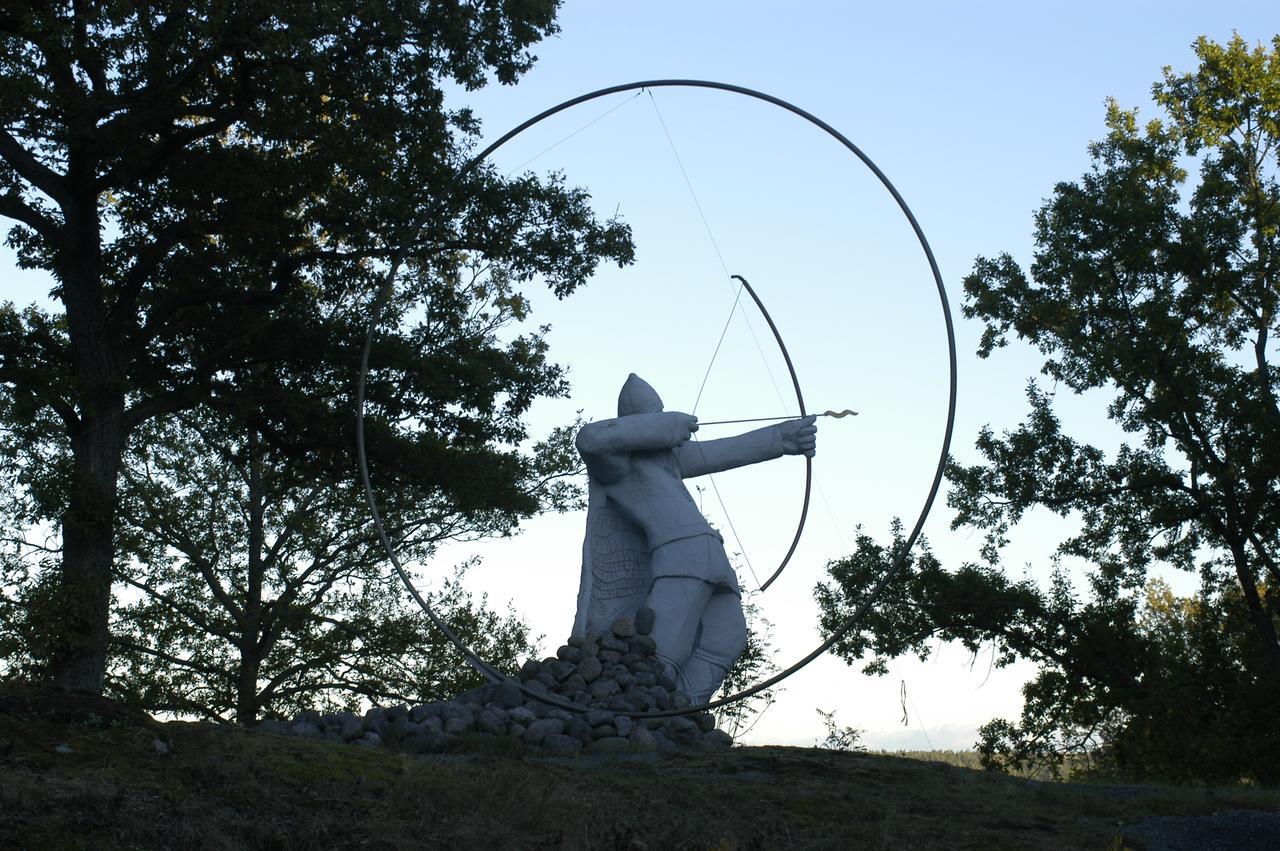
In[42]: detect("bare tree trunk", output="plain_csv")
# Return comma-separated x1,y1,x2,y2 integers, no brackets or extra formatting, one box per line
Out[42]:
1228,538,1280,684
235,651,262,724
51,409,126,692
236,429,266,724
48,174,123,694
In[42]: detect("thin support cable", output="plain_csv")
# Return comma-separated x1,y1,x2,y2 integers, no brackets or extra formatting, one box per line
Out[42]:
648,90,769,575
648,89,790,415
506,90,643,176
647,90,730,277
737,293,790,414
815,473,849,555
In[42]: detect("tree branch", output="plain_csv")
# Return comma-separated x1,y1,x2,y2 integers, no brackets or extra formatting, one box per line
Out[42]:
0,191,58,240
118,574,240,645
0,130,67,205
70,0,108,95
96,106,245,192
124,383,213,431
0,535,62,555
1255,311,1280,427
109,216,212,326
109,635,231,681
146,515,246,625
256,661,311,705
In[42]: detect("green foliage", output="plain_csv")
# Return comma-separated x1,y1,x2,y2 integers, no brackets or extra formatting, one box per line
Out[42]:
110,552,536,723
0,2,632,689
6,401,545,721
113,410,544,722
817,35,1280,785
814,707,864,751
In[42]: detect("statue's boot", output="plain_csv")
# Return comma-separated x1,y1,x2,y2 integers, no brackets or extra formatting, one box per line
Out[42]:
677,647,733,706
677,592,748,704
647,576,711,685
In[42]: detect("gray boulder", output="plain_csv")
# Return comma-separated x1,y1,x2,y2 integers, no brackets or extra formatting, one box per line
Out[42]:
476,709,505,736
628,725,656,752
508,705,537,726
703,729,734,750
540,733,582,755
355,731,382,748
584,736,630,755
577,656,603,683
493,680,523,709
443,715,471,736
565,716,592,742
339,714,365,741
526,718,565,741
403,732,448,755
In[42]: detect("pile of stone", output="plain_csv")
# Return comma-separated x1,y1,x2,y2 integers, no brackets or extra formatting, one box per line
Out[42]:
262,608,734,756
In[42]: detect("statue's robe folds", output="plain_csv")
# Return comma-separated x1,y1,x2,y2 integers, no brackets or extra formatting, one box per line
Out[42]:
572,416,788,637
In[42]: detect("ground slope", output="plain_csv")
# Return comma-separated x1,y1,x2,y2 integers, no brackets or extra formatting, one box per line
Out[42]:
1,686,1276,849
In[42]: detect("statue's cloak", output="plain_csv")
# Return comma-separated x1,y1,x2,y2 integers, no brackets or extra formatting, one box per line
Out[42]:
572,481,650,637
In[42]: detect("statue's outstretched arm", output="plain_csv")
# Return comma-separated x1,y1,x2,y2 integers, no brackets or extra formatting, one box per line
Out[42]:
675,416,816,478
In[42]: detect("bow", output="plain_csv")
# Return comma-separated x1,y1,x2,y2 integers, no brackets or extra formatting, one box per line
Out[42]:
723,274,811,592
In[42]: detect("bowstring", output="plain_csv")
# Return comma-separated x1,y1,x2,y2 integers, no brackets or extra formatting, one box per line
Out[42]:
691,283,745,414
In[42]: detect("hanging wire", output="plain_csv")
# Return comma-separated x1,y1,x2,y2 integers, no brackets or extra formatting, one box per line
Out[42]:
822,473,934,751
896,672,936,750
701,461,762,589
645,87,826,590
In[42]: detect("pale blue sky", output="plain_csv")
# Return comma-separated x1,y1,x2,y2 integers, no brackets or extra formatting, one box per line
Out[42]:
434,2,1279,749
2,1,1275,749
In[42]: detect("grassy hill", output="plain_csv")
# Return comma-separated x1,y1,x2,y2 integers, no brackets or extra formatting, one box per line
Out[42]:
1,685,1275,849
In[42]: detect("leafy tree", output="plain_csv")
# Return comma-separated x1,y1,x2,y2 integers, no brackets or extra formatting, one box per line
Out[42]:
0,2,632,692
3,261,569,721
0,387,63,673
104,400,555,723
817,35,1280,783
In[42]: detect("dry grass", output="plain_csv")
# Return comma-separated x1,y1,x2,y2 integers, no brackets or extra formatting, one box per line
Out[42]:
1,685,1276,849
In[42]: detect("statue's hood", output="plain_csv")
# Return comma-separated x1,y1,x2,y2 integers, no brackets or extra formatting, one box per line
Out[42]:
617,373,663,416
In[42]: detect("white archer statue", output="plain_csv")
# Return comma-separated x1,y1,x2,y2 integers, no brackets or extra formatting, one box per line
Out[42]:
572,373,817,704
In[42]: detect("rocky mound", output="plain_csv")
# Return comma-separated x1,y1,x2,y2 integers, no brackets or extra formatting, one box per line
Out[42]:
263,608,734,755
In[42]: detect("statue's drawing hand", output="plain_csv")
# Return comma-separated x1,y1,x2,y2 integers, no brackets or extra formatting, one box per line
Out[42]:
780,415,817,457
669,411,699,444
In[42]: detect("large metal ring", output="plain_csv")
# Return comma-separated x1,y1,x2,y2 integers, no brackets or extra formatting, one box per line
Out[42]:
357,80,958,718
